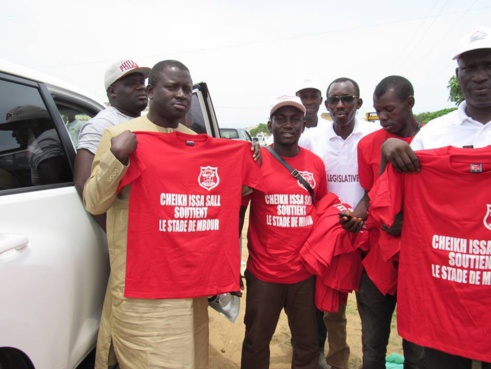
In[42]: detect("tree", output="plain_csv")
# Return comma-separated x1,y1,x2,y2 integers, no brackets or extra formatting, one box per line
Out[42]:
249,123,269,137
447,75,464,106
415,107,457,125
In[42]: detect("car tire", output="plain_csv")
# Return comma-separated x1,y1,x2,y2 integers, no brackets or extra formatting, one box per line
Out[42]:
0,348,33,369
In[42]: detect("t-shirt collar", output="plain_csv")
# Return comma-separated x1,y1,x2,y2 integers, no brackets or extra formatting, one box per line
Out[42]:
327,117,363,139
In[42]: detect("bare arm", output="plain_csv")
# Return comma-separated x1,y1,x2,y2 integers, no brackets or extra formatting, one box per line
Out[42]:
74,148,107,231
239,205,248,236
74,149,94,195
251,141,262,165
339,192,368,233
235,205,249,296
381,138,420,173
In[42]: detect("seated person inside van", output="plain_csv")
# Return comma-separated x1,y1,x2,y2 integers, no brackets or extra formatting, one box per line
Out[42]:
0,105,70,186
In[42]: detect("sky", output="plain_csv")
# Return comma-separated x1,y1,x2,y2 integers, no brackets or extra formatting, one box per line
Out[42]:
1,0,489,129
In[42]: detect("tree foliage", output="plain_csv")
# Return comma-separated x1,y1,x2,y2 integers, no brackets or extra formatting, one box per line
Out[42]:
249,123,269,137
412,75,463,125
414,107,457,125
447,75,464,106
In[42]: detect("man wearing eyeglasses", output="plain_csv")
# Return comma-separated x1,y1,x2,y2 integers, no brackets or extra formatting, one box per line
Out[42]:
300,78,380,369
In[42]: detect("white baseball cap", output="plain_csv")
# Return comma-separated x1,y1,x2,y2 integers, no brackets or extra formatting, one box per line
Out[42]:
270,95,306,117
453,27,491,60
104,59,151,90
295,77,323,95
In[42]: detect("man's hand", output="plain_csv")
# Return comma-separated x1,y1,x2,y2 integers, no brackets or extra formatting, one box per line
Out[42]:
381,138,420,173
339,211,364,233
231,275,245,298
110,130,138,165
251,141,262,165
381,212,403,237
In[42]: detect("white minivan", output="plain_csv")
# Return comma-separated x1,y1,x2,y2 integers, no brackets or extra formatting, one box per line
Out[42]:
0,60,220,369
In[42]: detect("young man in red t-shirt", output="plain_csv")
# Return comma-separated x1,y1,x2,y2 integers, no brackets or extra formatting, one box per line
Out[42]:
240,96,328,369
342,76,425,369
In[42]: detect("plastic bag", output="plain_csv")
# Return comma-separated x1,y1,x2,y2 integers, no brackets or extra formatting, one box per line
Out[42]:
386,353,404,369
208,293,240,323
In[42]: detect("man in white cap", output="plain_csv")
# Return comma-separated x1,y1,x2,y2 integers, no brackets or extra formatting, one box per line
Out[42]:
266,78,326,146
240,95,328,369
382,26,491,167
295,77,326,130
295,77,330,369
379,27,491,369
74,59,150,229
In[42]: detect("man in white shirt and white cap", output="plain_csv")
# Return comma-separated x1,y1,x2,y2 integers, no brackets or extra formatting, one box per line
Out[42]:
381,26,491,369
295,77,330,368
295,77,327,131
267,77,327,146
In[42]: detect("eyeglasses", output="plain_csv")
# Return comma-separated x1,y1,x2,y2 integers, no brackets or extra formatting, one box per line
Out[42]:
326,95,357,105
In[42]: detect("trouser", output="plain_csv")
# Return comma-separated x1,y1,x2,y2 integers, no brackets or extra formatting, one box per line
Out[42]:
317,308,328,351
323,304,350,369
425,347,491,369
113,297,209,369
356,272,425,369
241,270,319,369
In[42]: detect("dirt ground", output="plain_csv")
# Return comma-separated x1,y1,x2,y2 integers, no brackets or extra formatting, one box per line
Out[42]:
208,211,404,369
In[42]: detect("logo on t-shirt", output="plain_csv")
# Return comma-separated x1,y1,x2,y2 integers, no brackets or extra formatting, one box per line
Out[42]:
484,204,491,231
198,166,220,191
470,163,483,173
297,171,316,191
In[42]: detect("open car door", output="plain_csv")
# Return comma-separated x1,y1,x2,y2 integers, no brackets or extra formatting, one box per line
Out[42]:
186,82,220,137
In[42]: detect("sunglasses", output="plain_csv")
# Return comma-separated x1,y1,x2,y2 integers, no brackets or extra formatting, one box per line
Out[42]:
326,95,357,105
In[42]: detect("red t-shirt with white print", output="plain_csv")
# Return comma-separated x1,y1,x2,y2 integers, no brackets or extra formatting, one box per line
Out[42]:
369,146,491,362
119,131,262,299
243,146,328,284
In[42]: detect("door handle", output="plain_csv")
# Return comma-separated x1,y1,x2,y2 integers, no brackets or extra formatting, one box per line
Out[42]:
0,233,29,255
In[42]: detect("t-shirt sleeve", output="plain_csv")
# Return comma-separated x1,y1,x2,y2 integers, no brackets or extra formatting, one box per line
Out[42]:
241,144,263,191
357,138,373,191
117,149,146,193
368,165,404,227
77,119,106,154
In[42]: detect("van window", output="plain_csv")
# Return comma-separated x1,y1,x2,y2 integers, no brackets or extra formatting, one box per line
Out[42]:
55,103,94,149
0,79,71,190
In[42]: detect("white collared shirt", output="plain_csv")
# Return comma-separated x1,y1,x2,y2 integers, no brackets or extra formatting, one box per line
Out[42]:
411,101,491,150
300,117,380,206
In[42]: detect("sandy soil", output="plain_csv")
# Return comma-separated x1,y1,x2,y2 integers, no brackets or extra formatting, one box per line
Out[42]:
208,212,404,369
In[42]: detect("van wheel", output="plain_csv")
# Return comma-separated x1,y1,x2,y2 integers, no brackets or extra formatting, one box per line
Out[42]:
0,348,33,369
